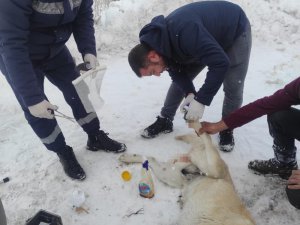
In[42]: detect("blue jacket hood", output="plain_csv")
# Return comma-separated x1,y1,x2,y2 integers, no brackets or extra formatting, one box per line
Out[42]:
139,15,172,58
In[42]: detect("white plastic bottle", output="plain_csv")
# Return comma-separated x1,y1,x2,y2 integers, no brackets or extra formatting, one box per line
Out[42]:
138,160,155,198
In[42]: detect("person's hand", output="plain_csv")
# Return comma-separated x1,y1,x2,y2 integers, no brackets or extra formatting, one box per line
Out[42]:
28,100,58,119
185,99,205,121
198,120,228,135
288,170,300,190
83,53,98,70
180,93,195,113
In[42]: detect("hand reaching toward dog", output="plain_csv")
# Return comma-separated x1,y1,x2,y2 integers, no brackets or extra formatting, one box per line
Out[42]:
198,120,228,135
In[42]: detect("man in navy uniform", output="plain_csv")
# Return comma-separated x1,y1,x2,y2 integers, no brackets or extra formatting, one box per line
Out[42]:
0,0,126,180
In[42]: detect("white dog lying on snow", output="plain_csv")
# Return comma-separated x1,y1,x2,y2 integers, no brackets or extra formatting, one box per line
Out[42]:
119,121,255,225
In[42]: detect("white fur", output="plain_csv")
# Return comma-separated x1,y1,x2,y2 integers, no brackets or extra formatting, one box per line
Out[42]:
119,121,255,225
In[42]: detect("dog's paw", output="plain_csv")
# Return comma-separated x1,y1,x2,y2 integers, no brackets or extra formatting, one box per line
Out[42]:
118,153,144,163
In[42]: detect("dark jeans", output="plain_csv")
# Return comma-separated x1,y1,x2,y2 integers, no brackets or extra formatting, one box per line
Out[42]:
160,22,252,120
267,108,300,165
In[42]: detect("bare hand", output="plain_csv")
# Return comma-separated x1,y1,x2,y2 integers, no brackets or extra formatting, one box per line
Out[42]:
198,120,228,135
288,170,300,190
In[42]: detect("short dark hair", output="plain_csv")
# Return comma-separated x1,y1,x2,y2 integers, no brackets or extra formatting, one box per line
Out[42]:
128,43,152,77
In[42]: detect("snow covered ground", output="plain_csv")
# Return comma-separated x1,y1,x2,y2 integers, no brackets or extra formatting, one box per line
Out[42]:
0,0,300,224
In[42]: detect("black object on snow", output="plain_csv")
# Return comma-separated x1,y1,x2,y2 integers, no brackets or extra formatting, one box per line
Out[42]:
25,210,63,225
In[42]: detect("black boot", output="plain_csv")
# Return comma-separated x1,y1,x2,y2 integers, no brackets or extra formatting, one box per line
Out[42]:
87,130,126,153
248,158,298,179
57,146,86,180
141,116,173,138
218,129,235,152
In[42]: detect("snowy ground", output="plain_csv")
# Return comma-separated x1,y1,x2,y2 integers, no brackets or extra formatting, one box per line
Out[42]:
1,0,300,225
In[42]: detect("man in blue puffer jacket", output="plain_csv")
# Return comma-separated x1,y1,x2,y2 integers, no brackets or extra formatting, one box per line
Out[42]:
0,0,126,181
128,1,252,152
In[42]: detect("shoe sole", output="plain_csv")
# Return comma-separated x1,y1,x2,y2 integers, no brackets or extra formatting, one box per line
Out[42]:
86,144,127,153
249,168,290,180
68,175,86,181
64,171,86,181
72,174,86,181
141,129,173,139
218,143,234,152
219,147,234,152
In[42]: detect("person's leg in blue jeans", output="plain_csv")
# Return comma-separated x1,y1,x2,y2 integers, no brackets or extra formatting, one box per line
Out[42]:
248,108,300,179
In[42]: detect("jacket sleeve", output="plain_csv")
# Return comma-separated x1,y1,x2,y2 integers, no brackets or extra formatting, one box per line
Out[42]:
224,77,300,129
179,22,230,106
0,0,44,107
73,0,97,57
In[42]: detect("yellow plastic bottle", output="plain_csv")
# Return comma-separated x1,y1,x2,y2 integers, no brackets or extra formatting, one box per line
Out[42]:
138,160,155,198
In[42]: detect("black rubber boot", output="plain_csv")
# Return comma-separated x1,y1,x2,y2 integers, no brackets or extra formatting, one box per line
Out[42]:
57,146,86,180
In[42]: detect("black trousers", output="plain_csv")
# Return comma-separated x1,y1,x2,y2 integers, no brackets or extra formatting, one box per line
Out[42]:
267,107,300,165
268,108,300,209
